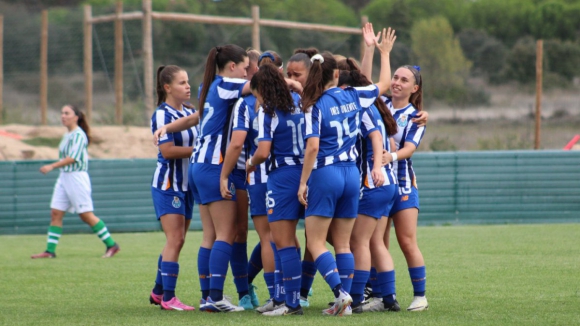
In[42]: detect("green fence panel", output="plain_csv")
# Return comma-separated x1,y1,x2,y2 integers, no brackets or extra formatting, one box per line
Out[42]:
1,150,579,235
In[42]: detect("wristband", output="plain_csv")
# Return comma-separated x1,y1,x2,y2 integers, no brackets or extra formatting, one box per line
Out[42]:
248,157,255,167
391,153,398,162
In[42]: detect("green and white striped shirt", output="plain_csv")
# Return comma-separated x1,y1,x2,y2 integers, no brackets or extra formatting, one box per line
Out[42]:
58,127,89,172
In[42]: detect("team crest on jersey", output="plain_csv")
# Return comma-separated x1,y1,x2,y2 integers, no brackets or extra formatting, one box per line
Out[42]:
396,115,409,128
172,196,181,208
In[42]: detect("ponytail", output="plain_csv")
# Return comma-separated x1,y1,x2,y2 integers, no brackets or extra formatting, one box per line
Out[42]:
301,52,336,112
199,44,247,118
156,65,184,107
402,65,423,111
338,58,398,136
68,105,91,145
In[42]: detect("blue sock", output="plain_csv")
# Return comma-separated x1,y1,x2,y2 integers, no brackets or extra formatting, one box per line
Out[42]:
231,242,249,299
278,246,301,309
336,253,354,293
247,242,262,284
409,266,426,297
197,247,211,300
351,270,370,305
264,272,275,298
208,241,233,301
153,254,163,295
370,267,381,298
161,261,179,302
300,260,316,298
314,251,341,292
379,270,396,304
271,242,284,303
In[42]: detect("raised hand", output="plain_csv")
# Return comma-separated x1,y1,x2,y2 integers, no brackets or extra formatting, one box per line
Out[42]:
375,27,396,55
362,22,381,48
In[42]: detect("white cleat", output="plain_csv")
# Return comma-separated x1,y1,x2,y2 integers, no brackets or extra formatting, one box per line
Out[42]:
362,297,384,312
407,296,429,312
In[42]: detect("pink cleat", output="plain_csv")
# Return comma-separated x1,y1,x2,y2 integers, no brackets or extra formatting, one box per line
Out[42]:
102,244,120,258
150,292,162,305
161,297,195,311
31,251,56,259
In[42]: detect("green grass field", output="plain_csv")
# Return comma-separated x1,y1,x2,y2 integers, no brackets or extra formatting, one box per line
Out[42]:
2,224,579,326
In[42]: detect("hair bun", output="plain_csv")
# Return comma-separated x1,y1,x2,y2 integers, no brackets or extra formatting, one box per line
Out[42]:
311,54,324,64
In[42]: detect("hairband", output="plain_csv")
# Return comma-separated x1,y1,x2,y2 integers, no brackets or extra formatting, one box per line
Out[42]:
311,54,324,64
404,65,422,84
258,52,275,64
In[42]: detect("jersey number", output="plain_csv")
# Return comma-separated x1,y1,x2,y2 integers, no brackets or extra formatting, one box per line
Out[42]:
286,118,305,156
329,113,360,148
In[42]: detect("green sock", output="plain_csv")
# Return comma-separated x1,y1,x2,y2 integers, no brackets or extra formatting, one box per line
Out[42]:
91,220,116,248
46,225,62,253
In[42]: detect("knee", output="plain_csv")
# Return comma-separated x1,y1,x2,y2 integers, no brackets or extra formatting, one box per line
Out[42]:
50,209,63,222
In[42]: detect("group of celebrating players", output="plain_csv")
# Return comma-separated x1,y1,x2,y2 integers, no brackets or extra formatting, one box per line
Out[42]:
149,22,429,316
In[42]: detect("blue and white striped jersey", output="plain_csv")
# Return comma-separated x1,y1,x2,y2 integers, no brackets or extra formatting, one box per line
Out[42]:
232,94,267,185
192,76,247,165
151,103,197,192
258,92,304,173
304,85,379,169
384,97,426,190
357,104,397,189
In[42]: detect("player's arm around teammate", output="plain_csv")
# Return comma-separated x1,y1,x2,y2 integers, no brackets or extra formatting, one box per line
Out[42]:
149,65,197,311
384,63,429,312
247,58,305,316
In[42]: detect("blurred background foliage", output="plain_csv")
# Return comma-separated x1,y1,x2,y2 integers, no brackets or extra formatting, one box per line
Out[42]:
1,0,579,125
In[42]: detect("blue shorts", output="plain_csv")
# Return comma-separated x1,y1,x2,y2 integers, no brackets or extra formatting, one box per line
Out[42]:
187,163,202,204
267,166,304,222
231,169,247,191
191,163,236,205
151,187,193,220
248,182,267,217
358,184,397,219
389,186,420,216
305,163,359,219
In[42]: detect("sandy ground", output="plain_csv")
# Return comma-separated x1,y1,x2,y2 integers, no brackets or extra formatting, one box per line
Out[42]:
0,124,158,161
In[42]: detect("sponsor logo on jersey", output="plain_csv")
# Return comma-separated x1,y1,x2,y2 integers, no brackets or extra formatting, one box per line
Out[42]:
172,196,181,208
268,208,273,215
401,195,409,202
396,114,408,128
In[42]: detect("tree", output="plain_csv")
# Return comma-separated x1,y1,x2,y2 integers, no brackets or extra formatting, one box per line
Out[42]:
410,16,472,103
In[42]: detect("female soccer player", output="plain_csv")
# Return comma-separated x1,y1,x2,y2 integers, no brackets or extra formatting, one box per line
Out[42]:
191,44,252,312
219,51,280,310
297,27,396,317
246,57,305,317
336,57,400,313
148,65,197,311
31,105,120,259
384,64,429,312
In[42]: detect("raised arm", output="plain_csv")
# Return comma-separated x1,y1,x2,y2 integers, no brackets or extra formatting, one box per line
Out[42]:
153,111,199,145
361,22,380,82
374,27,397,95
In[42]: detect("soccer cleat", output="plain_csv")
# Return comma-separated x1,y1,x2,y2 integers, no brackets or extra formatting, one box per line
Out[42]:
363,285,372,302
160,297,195,311
262,304,304,316
248,284,260,307
199,298,209,311
323,303,352,316
205,297,244,312
102,243,120,258
351,303,363,314
327,288,352,316
239,294,254,310
31,251,56,259
384,299,401,312
256,298,284,313
299,296,310,308
407,296,429,312
308,287,313,296
362,297,384,312
149,292,162,305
